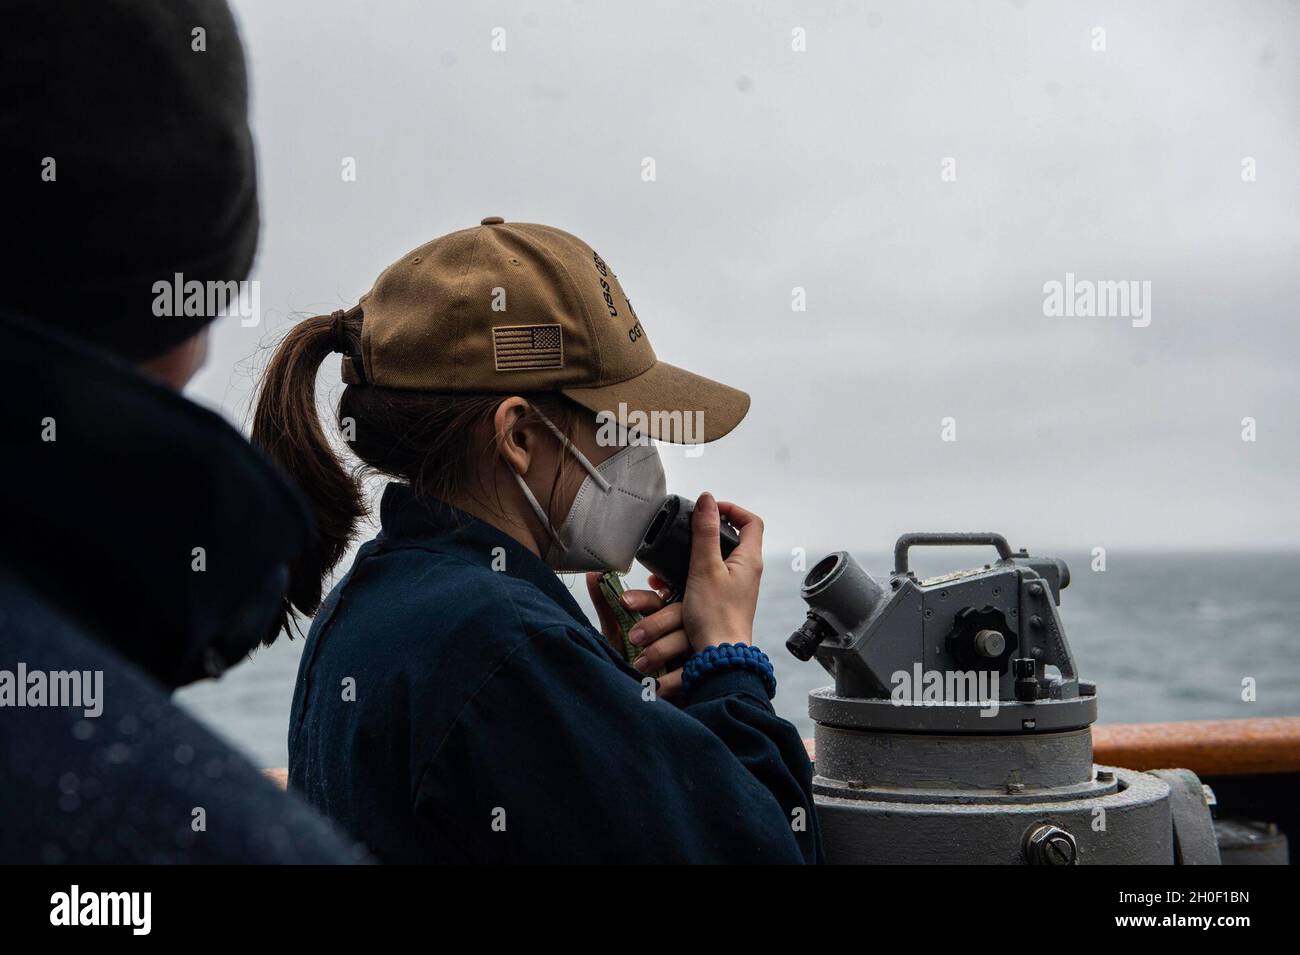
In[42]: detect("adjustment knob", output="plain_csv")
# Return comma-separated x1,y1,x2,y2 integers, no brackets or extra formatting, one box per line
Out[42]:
1013,657,1039,702
973,629,1006,658
787,613,832,661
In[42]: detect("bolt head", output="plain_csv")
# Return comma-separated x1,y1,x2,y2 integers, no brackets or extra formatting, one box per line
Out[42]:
1045,835,1076,865
1024,824,1078,866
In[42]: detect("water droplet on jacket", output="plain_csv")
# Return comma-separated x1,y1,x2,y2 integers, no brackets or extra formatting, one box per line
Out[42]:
41,844,66,864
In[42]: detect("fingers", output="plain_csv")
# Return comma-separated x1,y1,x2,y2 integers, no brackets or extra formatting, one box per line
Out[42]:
716,499,759,529
654,667,683,699
632,628,689,674
627,602,683,649
717,500,764,567
619,587,665,615
689,492,724,577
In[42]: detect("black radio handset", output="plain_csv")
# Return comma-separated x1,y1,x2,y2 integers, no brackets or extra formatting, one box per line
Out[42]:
634,494,740,604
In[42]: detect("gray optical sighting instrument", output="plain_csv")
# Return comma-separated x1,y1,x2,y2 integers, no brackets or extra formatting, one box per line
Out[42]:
787,533,1224,865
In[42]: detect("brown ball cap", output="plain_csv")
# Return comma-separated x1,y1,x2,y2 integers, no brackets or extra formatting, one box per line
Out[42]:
343,219,750,443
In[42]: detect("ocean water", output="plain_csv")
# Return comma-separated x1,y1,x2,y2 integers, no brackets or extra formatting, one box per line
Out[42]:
175,549,1300,769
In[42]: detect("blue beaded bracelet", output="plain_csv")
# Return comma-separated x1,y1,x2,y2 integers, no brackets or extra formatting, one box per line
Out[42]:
681,643,777,700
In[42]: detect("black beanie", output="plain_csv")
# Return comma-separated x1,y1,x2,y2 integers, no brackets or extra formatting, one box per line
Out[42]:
1,0,259,362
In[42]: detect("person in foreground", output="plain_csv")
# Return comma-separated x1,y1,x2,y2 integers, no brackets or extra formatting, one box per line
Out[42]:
0,0,360,862
254,219,823,863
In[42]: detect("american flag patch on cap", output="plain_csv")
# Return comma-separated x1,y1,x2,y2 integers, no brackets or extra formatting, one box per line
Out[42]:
493,324,564,371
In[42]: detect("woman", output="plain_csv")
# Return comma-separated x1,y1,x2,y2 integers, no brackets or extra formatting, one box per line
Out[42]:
253,218,821,863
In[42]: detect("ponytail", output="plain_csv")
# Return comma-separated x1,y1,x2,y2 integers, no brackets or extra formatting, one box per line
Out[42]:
252,308,586,639
251,310,365,635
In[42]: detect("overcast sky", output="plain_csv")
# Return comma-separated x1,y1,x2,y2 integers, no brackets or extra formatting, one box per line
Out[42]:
195,0,1300,555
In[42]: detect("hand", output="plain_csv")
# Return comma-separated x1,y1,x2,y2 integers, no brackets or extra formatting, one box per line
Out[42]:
585,573,691,698
680,493,763,653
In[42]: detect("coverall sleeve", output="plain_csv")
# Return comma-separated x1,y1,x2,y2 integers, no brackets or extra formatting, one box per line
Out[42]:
413,624,823,864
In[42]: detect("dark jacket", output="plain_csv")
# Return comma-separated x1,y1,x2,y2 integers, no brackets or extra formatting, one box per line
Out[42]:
0,309,362,863
289,483,823,863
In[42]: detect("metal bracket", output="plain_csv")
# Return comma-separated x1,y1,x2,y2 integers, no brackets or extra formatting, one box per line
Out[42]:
1149,768,1221,865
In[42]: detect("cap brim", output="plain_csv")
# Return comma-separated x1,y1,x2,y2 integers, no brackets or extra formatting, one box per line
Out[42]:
561,361,750,444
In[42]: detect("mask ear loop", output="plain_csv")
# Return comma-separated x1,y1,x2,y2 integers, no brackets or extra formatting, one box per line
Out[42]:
510,407,613,554
513,472,567,551
534,412,612,493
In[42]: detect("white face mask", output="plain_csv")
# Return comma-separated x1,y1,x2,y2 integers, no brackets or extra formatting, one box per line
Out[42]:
511,412,667,573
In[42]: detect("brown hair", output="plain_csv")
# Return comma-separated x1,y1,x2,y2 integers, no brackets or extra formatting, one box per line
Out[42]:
251,309,579,640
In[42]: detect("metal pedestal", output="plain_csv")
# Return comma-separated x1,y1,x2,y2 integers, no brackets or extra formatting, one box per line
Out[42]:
812,722,1183,864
